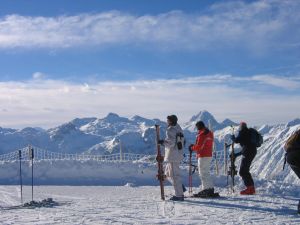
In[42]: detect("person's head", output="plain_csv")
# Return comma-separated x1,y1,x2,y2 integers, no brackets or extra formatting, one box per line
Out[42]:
239,121,247,130
195,121,206,131
167,115,178,126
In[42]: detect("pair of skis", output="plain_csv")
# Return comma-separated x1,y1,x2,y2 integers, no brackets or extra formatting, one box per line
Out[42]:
18,146,35,205
225,126,237,193
155,125,166,200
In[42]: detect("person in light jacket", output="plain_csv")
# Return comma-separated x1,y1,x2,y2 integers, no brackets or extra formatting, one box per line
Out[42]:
158,115,185,201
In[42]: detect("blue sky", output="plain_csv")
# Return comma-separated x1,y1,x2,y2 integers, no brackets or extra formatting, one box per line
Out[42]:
0,0,299,128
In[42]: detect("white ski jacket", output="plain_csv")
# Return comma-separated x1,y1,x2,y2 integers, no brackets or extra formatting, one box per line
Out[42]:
164,124,184,163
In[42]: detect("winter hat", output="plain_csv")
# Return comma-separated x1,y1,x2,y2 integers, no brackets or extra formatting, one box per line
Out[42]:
167,115,178,126
196,121,205,130
240,121,247,129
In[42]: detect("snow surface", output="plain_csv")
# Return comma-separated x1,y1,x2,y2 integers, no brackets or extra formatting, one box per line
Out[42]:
1,182,300,225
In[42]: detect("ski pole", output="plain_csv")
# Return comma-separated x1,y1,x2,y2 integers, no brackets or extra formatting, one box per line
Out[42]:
188,150,193,194
18,150,23,204
224,143,228,176
29,146,34,202
209,120,219,175
230,126,236,192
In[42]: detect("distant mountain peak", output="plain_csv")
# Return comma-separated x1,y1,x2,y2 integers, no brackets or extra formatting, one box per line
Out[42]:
189,110,217,123
104,112,132,123
220,118,238,127
106,112,120,118
71,117,97,128
131,115,144,120
287,118,300,127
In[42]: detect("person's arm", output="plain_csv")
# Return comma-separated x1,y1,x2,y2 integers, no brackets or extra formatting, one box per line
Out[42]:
234,131,242,144
192,133,205,152
164,127,176,149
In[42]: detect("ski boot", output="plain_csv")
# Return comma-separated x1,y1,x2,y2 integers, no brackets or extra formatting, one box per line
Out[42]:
169,196,184,201
240,186,255,195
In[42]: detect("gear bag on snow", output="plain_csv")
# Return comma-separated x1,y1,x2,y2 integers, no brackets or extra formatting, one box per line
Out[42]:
284,129,300,152
249,128,263,147
176,132,185,150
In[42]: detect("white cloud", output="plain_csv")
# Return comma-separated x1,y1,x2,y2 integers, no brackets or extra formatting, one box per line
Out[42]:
32,72,46,80
252,74,300,89
0,74,299,128
0,0,299,51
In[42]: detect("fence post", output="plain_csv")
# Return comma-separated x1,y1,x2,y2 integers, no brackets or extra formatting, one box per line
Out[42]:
224,143,228,175
119,140,123,161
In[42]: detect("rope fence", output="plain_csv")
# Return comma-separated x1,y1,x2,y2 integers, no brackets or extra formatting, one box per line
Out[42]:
0,146,232,175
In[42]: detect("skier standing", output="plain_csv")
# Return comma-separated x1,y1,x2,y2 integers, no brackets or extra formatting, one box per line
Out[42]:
284,129,300,213
158,115,185,201
189,121,216,197
231,122,257,195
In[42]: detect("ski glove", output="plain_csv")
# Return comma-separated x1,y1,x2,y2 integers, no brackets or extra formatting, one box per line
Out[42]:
158,140,164,145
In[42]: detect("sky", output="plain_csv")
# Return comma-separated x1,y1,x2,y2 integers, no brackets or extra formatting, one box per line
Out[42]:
0,0,300,128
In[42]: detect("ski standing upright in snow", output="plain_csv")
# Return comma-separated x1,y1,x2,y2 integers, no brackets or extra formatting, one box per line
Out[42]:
155,125,165,201
226,126,237,193
29,146,34,202
209,120,219,176
188,150,193,194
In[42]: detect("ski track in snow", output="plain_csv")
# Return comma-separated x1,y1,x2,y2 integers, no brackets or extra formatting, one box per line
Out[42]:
0,185,300,225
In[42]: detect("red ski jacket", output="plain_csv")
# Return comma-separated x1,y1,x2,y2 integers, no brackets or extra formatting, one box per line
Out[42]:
192,128,214,158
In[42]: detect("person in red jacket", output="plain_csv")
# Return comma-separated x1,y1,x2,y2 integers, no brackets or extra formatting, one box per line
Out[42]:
189,121,216,197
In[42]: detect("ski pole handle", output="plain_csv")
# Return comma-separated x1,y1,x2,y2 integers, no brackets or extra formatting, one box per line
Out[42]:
29,147,34,160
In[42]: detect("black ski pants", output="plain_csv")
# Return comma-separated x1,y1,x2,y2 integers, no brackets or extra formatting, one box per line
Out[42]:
286,150,300,179
239,148,257,187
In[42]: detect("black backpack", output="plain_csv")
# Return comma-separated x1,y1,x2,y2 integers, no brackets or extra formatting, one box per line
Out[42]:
176,132,185,150
249,128,263,148
285,129,300,152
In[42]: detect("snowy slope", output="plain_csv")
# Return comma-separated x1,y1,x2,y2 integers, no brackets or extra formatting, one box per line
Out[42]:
1,183,300,225
252,123,300,185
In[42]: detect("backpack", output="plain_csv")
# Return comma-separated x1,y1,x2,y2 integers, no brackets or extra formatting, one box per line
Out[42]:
249,128,263,148
284,129,300,152
176,132,185,150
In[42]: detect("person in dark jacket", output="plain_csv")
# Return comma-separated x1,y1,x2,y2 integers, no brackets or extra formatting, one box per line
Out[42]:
231,122,257,195
285,129,300,178
284,129,300,213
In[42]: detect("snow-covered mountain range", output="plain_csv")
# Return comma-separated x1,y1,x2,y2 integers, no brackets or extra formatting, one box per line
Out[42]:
0,111,299,160
1,111,300,186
